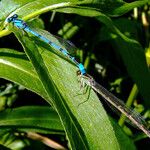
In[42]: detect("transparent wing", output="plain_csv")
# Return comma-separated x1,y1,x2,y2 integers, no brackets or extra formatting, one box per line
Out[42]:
80,74,150,137
29,28,77,56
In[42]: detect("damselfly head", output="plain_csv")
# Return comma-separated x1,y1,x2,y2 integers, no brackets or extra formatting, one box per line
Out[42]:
13,14,18,18
7,14,18,23
76,71,92,80
76,70,81,76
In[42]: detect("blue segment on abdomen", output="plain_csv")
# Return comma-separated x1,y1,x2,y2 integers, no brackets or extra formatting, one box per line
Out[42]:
78,63,86,75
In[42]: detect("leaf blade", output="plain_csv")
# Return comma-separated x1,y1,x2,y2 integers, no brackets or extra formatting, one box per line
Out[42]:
0,106,64,134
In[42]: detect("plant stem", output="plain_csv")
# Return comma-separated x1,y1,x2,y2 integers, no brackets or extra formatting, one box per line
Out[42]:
118,84,138,126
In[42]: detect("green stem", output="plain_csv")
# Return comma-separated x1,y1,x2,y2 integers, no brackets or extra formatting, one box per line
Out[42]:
84,54,91,70
0,29,11,37
118,84,138,126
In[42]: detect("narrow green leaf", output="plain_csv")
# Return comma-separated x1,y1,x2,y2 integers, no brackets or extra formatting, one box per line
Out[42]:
110,118,136,150
15,30,120,150
110,0,149,16
0,35,136,149
0,48,49,100
0,106,64,134
0,0,123,20
0,0,148,34
96,13,150,106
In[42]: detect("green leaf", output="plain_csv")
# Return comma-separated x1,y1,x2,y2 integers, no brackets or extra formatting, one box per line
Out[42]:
0,30,134,149
109,0,149,16
0,106,64,134
0,130,29,149
110,117,136,150
15,29,120,150
0,0,123,20
96,13,150,106
0,0,148,30
98,18,141,42
0,48,49,100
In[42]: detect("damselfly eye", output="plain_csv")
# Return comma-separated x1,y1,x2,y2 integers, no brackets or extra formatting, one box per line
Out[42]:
7,17,13,23
13,14,18,18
